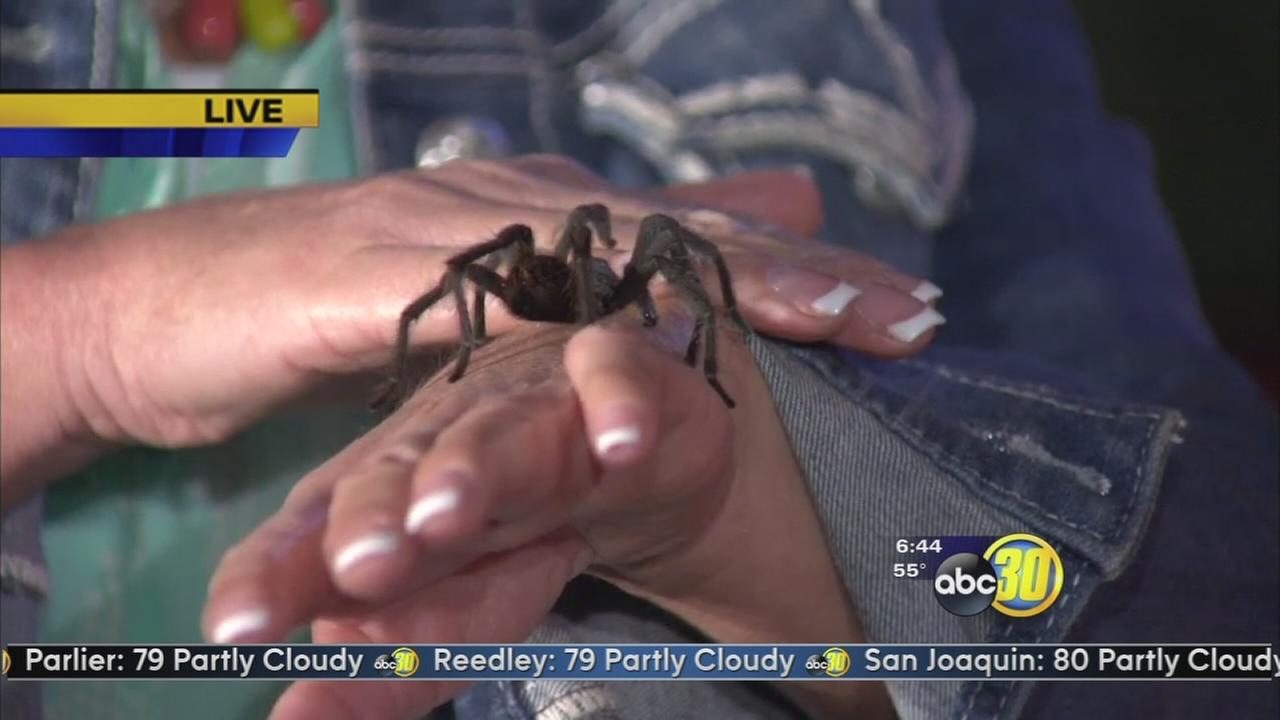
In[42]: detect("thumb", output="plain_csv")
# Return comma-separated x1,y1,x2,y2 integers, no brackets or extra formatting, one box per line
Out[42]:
659,169,823,238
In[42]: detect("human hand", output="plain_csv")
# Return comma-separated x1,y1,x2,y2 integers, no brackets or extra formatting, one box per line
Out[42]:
203,307,892,719
2,156,940,510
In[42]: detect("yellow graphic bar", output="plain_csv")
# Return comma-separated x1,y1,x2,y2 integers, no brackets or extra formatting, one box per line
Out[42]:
0,91,319,128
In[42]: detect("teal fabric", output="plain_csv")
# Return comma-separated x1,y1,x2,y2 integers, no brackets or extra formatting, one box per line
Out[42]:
42,2,362,718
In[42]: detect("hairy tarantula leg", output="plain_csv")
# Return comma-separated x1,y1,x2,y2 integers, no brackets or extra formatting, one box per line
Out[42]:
554,204,616,260
640,288,659,327
448,223,532,350
471,253,503,345
447,272,476,383
673,225,752,338
373,225,534,412
683,318,702,366
571,224,600,323
450,223,536,267
555,205,616,323
370,281,449,413
605,217,673,316
654,256,735,408
463,262,507,344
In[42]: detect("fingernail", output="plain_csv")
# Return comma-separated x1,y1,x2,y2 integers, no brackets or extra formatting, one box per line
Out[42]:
767,264,861,317
681,208,741,235
888,307,947,343
333,532,399,575
405,486,462,534
911,280,944,303
851,284,946,341
212,609,269,644
595,426,641,460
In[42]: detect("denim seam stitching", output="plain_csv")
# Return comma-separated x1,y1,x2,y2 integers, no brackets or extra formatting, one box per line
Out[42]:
687,107,930,177
680,107,949,226
849,0,934,123
621,0,729,65
897,358,1165,420
1003,574,1082,717
349,22,535,50
791,348,1159,543
550,1,636,62
896,356,1178,554
0,24,55,63
347,7,637,66
0,551,51,598
515,0,561,152
501,679,534,719
348,50,533,76
958,617,1020,720
73,0,111,221
531,685,619,720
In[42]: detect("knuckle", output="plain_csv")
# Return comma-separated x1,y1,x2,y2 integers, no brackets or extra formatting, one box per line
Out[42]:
335,174,414,222
514,154,604,187
443,157,506,179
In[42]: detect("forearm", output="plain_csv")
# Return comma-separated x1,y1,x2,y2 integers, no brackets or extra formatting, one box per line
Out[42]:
0,240,110,512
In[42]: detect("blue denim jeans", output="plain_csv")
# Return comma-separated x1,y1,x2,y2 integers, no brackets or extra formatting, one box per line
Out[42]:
2,1,1276,719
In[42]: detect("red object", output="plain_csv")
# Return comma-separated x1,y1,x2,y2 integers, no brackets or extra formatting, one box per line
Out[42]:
289,0,328,40
182,0,240,61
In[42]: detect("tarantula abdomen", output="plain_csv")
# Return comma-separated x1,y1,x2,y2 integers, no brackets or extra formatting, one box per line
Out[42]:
504,254,592,323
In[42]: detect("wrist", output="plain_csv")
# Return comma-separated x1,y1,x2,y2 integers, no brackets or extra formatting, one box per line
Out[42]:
1,235,115,509
599,373,893,719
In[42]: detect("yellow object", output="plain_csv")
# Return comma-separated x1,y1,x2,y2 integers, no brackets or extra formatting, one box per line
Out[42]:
240,0,301,52
391,647,421,678
0,91,319,127
983,533,1066,618
822,647,851,678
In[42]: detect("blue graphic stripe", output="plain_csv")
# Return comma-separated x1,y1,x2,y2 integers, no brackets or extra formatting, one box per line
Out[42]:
0,128,299,157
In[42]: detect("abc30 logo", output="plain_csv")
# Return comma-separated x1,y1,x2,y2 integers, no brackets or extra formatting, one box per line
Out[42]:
933,534,1064,617
373,647,420,678
805,647,851,678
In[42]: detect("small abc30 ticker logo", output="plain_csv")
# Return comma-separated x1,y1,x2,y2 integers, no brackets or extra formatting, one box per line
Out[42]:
373,647,420,678
805,647,851,678
933,533,1064,617
2,648,9,676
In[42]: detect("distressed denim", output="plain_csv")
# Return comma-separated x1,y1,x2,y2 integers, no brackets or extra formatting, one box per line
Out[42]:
3,1,1276,720
1,3,116,718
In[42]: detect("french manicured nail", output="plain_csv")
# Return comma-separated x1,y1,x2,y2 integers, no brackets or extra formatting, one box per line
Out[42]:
888,307,946,342
911,280,944,303
595,426,641,460
333,532,399,575
767,264,861,317
405,486,462,534
212,609,269,644
851,284,946,342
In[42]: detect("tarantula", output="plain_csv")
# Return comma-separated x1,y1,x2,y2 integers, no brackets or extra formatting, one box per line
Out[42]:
371,204,752,412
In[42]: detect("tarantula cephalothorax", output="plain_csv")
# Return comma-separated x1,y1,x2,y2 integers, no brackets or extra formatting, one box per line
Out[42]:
371,204,753,412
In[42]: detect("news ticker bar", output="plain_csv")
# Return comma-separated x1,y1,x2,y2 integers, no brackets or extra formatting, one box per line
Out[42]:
0,91,317,157
3,644,1277,682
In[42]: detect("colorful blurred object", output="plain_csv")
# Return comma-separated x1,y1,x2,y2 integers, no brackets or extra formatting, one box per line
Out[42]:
180,0,239,61
289,0,328,40
157,0,330,59
240,0,300,52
